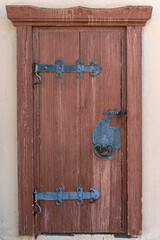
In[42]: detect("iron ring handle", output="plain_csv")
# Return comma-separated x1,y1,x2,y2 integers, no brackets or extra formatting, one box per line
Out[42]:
94,144,114,159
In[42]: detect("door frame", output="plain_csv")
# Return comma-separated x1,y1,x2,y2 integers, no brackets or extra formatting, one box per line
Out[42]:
6,5,152,236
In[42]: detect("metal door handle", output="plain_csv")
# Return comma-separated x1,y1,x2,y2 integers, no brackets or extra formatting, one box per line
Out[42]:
92,109,126,159
94,143,114,159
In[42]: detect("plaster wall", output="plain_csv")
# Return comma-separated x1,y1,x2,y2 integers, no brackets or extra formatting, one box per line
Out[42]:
0,0,160,240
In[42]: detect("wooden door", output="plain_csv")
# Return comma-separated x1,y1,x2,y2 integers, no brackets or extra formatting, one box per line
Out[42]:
33,27,127,234
7,5,152,236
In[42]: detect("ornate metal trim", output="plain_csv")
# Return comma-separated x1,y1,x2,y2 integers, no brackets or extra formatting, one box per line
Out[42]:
34,187,101,214
34,59,102,87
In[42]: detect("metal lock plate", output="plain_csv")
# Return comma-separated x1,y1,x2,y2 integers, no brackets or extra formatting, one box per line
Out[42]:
92,116,121,159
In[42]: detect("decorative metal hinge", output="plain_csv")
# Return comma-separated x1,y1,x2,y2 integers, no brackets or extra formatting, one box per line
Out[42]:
34,59,102,88
34,187,101,214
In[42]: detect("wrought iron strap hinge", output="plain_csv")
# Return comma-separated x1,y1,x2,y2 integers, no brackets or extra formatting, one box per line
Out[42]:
34,187,101,214
34,59,102,88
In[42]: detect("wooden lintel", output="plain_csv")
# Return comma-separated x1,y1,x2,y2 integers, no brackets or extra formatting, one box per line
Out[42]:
6,5,152,26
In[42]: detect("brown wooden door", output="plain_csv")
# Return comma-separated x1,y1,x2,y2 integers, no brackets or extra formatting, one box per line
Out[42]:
33,27,127,234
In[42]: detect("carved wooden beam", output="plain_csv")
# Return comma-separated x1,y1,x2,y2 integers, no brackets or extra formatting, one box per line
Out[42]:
6,5,152,26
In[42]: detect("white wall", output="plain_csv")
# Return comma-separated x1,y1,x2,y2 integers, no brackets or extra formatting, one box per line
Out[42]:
0,0,160,240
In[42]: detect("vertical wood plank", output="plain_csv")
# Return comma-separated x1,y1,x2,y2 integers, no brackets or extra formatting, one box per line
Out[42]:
100,31,122,233
80,30,123,233
80,31,101,232
127,26,142,235
17,26,34,235
121,29,127,233
33,27,41,236
38,30,80,233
